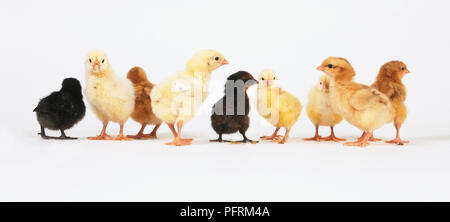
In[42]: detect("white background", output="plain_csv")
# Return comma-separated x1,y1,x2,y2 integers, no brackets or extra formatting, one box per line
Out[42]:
0,0,449,201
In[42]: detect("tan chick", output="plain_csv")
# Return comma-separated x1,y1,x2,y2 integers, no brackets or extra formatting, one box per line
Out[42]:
371,61,410,145
317,57,395,147
126,67,162,139
257,69,302,144
305,75,345,142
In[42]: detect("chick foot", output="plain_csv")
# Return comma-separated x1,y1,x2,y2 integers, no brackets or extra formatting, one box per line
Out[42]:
210,139,231,143
230,139,259,144
165,137,192,146
385,138,409,146
88,134,113,140
358,132,381,142
321,135,346,142
112,135,132,141
344,132,370,147
260,135,283,141
304,135,323,142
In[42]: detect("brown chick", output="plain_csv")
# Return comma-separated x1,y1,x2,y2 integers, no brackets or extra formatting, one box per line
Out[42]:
371,61,410,145
126,67,162,139
317,57,395,147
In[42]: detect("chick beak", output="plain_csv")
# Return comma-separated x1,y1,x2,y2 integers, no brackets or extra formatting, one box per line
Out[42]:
221,59,229,65
405,69,411,74
324,82,329,90
93,59,100,70
317,65,325,71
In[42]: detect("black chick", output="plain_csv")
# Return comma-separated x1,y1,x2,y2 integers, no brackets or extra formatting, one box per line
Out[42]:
33,78,86,139
210,71,258,144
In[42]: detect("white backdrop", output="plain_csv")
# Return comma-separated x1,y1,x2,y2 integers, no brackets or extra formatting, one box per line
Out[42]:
1,0,449,201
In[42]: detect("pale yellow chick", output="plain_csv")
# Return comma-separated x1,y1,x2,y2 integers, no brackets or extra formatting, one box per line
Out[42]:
151,49,228,146
317,57,395,147
84,50,135,140
305,75,345,142
257,69,302,144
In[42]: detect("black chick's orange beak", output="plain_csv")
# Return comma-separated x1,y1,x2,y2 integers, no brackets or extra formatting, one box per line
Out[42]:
317,65,325,71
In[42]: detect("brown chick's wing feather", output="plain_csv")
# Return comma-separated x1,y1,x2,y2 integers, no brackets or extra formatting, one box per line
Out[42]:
349,87,389,111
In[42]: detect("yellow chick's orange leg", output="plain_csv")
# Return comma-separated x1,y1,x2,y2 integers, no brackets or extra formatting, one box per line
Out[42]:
88,122,113,140
357,132,382,142
144,123,161,139
322,126,346,142
385,123,409,145
278,128,291,144
165,121,192,146
344,131,371,147
112,123,132,141
126,123,147,139
261,127,283,141
304,125,323,142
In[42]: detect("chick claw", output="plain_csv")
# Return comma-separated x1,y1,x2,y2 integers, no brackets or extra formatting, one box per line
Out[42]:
112,135,132,141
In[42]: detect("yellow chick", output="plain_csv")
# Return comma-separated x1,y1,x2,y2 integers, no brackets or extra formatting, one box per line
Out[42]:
84,50,135,140
151,49,228,146
126,66,162,139
257,69,302,144
371,61,410,145
317,57,394,147
305,75,345,142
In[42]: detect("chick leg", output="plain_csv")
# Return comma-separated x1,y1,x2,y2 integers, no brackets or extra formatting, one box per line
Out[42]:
358,132,381,142
322,126,346,142
58,129,77,140
112,123,132,141
385,123,409,145
88,122,113,140
165,122,192,146
126,123,147,139
38,126,60,139
210,134,231,143
143,123,161,139
231,129,258,144
344,131,370,147
304,125,323,142
260,127,283,141
278,128,291,144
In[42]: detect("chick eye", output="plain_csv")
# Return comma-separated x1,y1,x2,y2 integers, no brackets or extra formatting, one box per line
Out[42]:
401,67,405,70
320,82,322,85
102,59,105,63
89,59,92,63
215,57,219,61
262,77,265,80
327,64,333,68
273,77,276,80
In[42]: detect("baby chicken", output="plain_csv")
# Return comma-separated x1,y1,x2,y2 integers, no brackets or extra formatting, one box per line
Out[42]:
34,78,86,139
257,69,302,144
126,66,162,139
210,71,258,144
151,49,228,146
305,75,345,142
371,61,410,145
84,50,135,140
317,57,395,147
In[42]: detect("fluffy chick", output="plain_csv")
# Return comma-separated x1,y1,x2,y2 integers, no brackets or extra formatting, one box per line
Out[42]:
84,50,135,140
305,75,345,142
151,49,228,146
371,61,410,145
257,69,302,144
317,57,395,147
210,71,259,144
126,66,162,139
34,78,86,139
